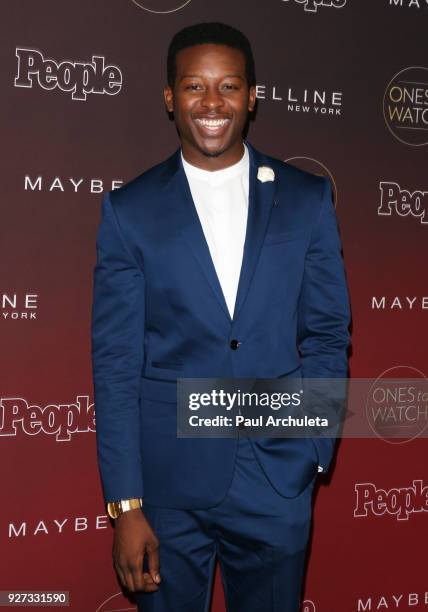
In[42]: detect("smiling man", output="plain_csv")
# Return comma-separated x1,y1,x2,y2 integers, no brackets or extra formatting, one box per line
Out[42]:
91,22,351,612
166,38,255,166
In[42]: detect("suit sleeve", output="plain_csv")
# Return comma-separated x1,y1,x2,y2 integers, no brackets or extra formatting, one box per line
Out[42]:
91,191,145,503
297,177,351,472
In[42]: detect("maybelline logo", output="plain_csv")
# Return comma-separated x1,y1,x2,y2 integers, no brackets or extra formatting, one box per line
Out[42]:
24,176,123,193
389,0,428,7
256,85,342,116
357,592,428,610
0,396,95,441
2,293,38,320
379,182,428,223
354,480,428,521
14,48,123,101
8,515,108,538
281,0,347,12
371,296,428,310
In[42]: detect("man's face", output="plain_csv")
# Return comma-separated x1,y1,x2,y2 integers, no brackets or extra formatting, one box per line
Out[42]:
164,43,256,168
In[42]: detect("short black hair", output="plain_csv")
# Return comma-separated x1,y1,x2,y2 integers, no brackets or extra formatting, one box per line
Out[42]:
167,22,256,88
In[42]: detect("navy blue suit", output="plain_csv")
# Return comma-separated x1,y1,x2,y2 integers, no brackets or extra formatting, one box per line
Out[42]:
91,141,351,610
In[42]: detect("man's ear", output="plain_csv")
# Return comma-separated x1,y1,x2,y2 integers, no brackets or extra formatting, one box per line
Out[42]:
164,86,174,113
248,85,256,112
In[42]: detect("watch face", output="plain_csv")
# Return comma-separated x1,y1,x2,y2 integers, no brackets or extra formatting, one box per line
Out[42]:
107,502,120,519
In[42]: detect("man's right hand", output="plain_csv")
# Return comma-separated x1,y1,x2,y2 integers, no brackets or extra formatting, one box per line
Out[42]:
112,508,161,593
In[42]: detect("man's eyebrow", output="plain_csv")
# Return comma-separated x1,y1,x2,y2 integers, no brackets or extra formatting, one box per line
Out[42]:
179,74,245,81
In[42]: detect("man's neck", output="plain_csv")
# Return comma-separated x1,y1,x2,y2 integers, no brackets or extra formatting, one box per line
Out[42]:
181,141,245,172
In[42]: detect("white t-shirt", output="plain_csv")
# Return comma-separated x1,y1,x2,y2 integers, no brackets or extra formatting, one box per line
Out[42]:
181,143,249,319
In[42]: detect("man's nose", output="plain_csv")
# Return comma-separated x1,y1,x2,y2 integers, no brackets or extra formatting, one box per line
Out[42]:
201,87,224,110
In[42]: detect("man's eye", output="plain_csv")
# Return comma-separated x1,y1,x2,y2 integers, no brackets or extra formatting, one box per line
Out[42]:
186,84,202,91
222,84,238,91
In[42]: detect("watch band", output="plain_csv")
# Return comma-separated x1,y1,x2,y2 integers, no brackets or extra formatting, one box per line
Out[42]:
106,497,143,519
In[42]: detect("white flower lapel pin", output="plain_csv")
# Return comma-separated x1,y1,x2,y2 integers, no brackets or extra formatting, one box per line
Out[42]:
257,166,275,183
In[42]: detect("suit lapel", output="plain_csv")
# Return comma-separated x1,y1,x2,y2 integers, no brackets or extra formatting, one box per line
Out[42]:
232,142,277,321
163,142,277,325
165,149,231,321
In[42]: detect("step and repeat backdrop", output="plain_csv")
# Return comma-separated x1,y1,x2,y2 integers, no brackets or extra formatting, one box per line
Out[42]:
1,1,427,610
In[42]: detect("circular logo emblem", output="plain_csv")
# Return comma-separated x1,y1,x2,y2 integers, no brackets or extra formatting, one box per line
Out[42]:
365,365,428,444
302,601,316,612
383,66,428,146
131,0,192,13
284,156,338,207
96,592,136,612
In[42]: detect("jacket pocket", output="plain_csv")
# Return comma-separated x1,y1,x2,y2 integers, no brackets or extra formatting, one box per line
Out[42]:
151,361,183,371
264,229,307,246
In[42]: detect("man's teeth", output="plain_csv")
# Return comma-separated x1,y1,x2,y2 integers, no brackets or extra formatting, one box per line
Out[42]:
196,118,229,127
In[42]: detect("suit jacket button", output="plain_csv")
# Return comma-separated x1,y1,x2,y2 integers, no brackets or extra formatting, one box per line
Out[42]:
230,339,240,350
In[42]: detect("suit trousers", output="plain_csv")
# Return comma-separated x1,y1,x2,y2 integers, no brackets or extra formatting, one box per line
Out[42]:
136,434,316,612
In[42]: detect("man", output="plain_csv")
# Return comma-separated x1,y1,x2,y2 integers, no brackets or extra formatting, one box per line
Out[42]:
91,22,351,612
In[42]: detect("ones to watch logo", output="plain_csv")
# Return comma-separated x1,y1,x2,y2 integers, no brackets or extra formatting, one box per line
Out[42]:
281,0,347,12
96,592,137,612
14,48,123,101
383,66,428,146
365,365,428,444
284,156,338,206
131,0,191,13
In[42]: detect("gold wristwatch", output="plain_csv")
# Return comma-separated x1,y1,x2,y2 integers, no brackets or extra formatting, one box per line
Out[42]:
106,497,143,519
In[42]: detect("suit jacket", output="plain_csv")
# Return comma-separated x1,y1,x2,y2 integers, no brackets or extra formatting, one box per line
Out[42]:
91,141,351,509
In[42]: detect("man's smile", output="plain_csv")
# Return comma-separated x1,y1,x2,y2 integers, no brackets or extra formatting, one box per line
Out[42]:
193,115,232,137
